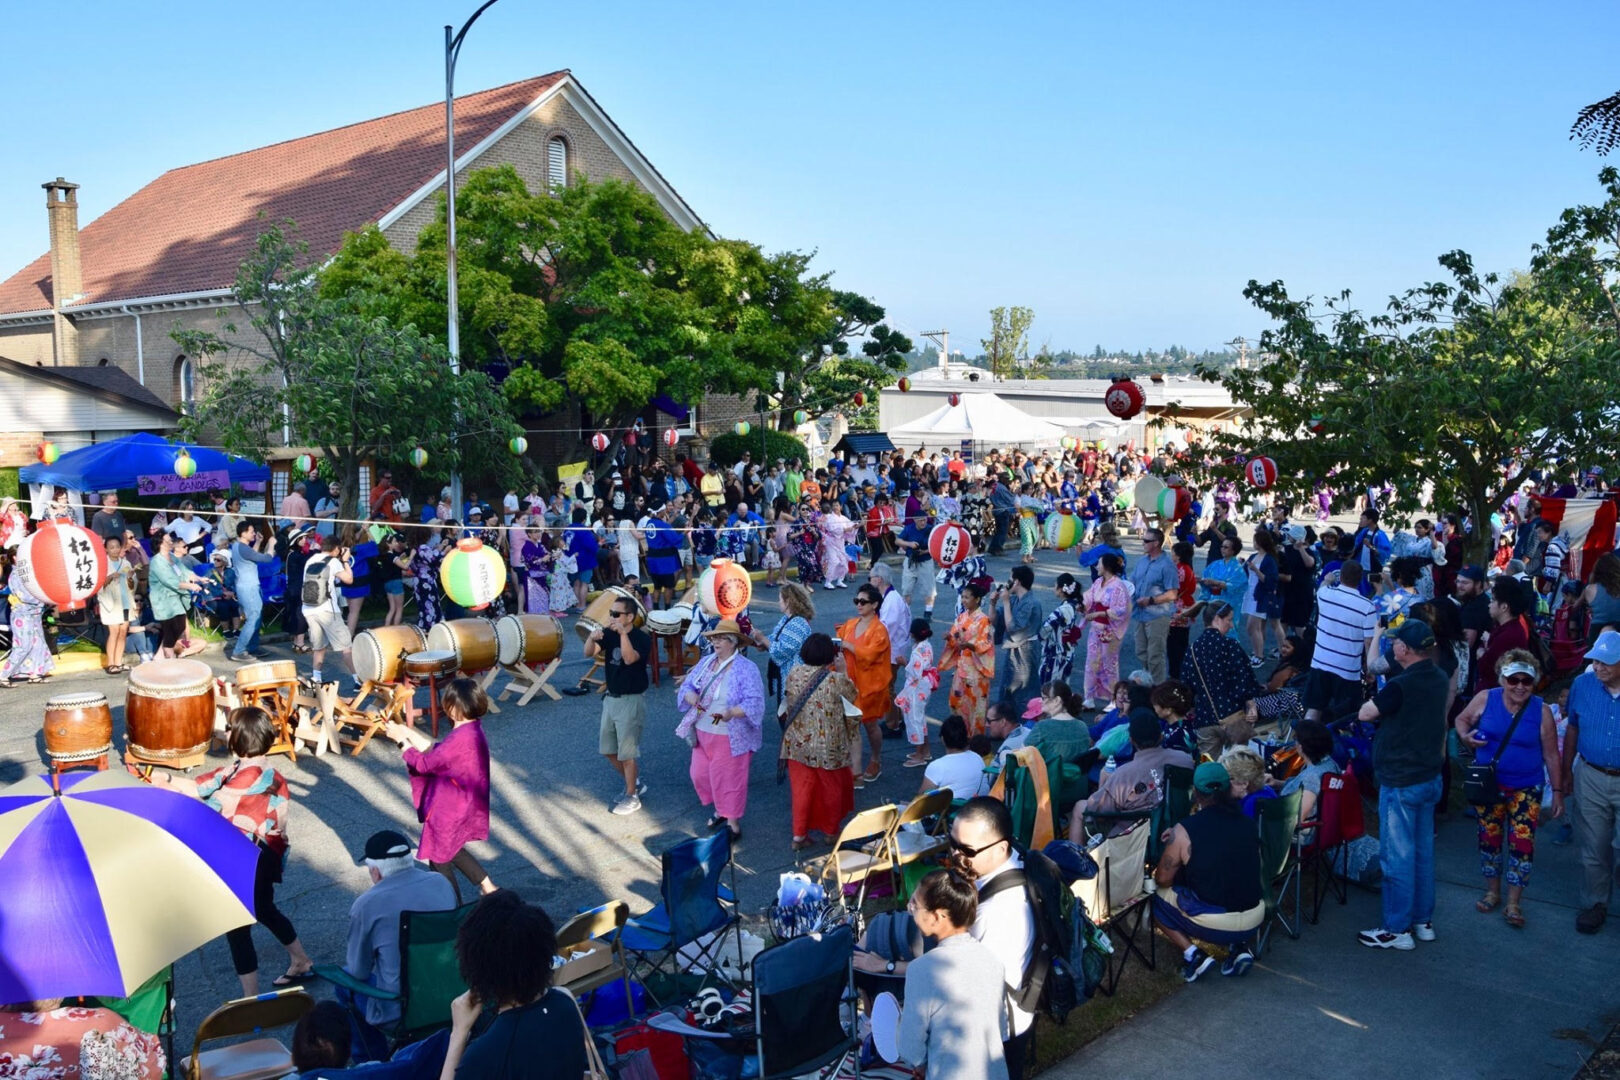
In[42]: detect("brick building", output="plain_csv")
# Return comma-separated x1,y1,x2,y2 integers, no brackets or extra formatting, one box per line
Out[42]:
0,71,719,485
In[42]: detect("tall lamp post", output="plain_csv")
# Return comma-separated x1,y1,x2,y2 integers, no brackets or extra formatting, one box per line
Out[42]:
444,0,502,520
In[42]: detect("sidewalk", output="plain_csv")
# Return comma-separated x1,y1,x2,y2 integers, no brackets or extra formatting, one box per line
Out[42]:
1041,811,1619,1080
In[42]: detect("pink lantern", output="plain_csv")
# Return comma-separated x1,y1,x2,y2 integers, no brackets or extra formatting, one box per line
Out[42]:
928,522,973,567
662,428,680,449
17,522,109,611
591,432,610,453
1246,456,1278,489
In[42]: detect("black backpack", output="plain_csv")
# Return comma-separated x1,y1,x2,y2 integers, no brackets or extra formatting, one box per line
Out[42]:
977,848,1099,1024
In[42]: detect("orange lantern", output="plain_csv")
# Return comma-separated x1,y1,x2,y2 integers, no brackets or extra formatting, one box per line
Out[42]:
698,557,752,619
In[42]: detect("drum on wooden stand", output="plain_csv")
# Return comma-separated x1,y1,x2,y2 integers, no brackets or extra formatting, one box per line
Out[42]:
495,615,564,668
44,691,114,785
404,650,459,680
234,658,302,761
353,625,428,685
576,586,647,642
235,659,298,695
428,619,500,674
126,659,216,770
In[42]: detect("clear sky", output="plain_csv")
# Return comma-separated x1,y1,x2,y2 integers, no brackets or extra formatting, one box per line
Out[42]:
3,1,1615,352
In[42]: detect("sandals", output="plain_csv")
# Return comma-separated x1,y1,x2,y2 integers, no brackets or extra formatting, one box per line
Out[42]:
706,815,727,832
1475,893,1501,914
272,968,316,987
903,755,932,768
1504,904,1525,929
292,643,312,654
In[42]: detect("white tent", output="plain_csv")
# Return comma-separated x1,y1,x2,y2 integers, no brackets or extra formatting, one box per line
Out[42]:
887,392,1066,451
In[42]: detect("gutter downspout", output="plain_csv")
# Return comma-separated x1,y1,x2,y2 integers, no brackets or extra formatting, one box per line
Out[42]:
121,306,144,386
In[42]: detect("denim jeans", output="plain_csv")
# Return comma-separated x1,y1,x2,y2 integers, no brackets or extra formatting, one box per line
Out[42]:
991,510,1013,553
1379,774,1443,932
232,593,263,658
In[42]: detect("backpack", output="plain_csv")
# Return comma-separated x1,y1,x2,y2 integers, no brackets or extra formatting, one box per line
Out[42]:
977,848,1102,1024
301,556,332,608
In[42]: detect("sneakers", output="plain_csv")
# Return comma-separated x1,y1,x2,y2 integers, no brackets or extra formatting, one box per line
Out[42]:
1220,948,1254,977
1357,928,1415,951
1412,922,1436,943
232,652,261,662
636,779,648,797
1577,904,1608,934
612,794,642,816
1181,947,1216,982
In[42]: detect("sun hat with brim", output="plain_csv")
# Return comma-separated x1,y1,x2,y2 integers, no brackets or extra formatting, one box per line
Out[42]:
702,619,746,640
1499,660,1539,682
1193,761,1230,794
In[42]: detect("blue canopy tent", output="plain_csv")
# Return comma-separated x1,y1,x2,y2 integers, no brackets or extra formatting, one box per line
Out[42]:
20,433,270,492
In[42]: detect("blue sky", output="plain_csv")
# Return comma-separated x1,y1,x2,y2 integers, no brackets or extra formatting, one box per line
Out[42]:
3,1,1615,352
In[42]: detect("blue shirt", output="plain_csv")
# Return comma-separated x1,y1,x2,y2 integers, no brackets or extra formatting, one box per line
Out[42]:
1568,671,1620,769
566,526,599,572
1127,551,1178,622
644,517,684,577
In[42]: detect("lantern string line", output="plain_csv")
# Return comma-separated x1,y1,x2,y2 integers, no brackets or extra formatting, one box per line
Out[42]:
59,422,681,458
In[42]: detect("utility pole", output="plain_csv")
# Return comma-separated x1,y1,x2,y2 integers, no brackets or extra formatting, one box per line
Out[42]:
920,330,949,377
1226,336,1250,370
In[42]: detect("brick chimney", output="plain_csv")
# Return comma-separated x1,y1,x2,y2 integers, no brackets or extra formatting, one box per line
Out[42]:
43,177,82,365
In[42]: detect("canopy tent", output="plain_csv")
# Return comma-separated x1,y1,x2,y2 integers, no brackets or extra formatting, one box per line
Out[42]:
20,433,270,494
887,392,1066,450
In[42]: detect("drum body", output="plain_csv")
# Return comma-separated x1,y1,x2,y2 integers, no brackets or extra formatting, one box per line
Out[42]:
404,650,459,680
126,659,215,767
495,614,564,666
44,691,113,765
353,625,428,684
644,609,684,637
235,659,298,695
428,619,500,673
575,586,647,643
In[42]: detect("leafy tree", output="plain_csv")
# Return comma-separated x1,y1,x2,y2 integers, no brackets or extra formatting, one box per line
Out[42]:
1187,169,1620,561
981,306,1034,380
707,429,808,470
173,223,522,517
761,285,912,429
1573,91,1620,155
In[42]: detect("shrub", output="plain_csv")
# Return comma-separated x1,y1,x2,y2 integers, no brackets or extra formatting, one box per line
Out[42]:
707,429,808,470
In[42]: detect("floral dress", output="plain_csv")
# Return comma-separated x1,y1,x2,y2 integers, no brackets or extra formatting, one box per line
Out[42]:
1038,597,1082,686
893,638,938,748
548,552,578,614
940,608,995,736
2,591,53,681
519,537,551,614
821,511,855,582
1081,575,1131,703
412,542,446,631
794,513,824,586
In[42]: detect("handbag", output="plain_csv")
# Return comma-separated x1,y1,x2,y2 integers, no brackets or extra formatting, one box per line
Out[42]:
1463,700,1532,805
776,667,833,784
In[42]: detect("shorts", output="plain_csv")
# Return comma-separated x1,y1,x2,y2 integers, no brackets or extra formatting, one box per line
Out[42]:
304,607,353,652
1304,668,1362,718
383,579,405,596
681,549,694,568
651,571,677,590
158,613,188,648
599,693,647,759
572,569,595,588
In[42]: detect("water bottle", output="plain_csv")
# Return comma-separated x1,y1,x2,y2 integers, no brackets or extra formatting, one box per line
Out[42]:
1103,754,1117,779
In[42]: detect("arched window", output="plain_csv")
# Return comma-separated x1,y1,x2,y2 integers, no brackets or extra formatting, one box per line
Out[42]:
173,355,194,409
547,136,568,190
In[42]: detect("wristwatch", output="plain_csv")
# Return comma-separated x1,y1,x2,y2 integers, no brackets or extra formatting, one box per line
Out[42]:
885,960,896,974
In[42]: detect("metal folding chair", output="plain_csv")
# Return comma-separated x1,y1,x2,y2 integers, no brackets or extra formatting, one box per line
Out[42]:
180,986,312,1080
555,900,634,1020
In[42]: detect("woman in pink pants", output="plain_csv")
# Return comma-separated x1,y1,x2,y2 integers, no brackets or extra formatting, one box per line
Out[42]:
676,619,766,841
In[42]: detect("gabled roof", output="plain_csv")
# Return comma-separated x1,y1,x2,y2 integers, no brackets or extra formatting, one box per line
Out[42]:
0,355,177,419
0,71,698,317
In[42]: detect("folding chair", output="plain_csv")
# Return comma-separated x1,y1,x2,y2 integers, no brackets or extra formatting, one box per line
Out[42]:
1299,766,1366,924
751,924,861,1079
891,788,953,881
180,986,312,1080
1074,813,1155,995
554,900,634,1019
991,747,1059,850
314,901,478,1048
816,804,900,921
621,830,742,1002
1256,788,1304,957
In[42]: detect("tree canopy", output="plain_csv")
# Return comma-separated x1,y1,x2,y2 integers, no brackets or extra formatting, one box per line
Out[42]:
1186,168,1620,559
981,305,1034,380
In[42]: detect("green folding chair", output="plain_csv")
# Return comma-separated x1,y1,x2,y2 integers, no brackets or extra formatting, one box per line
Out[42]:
1256,789,1304,957
315,900,478,1047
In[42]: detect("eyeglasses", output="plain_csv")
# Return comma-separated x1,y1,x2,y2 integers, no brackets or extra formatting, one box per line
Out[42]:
947,837,1007,859
855,597,875,606
1503,675,1536,687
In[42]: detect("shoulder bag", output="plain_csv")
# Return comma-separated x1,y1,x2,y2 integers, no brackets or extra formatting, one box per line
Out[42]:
1463,699,1531,805
776,666,833,783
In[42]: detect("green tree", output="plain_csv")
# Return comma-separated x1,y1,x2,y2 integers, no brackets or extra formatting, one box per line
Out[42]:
1187,168,1620,561
173,223,521,517
981,306,1034,380
762,282,912,430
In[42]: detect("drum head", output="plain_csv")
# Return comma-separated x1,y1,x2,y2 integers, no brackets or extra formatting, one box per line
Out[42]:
46,691,110,709
495,616,525,667
129,659,213,691
426,622,458,661
405,649,458,676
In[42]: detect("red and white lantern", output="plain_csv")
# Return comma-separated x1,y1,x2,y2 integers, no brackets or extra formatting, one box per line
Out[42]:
17,522,109,611
1245,456,1278,489
852,392,867,408
698,557,752,619
662,428,680,449
591,432,610,453
947,393,961,408
928,522,973,568
1104,378,1145,420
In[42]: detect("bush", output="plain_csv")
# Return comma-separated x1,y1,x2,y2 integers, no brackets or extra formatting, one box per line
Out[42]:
707,429,808,470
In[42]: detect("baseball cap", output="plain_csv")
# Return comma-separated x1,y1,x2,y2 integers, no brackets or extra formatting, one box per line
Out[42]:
468,506,484,518
363,829,413,862
1586,629,1620,665
1390,619,1436,650
1457,565,1487,583
1193,761,1231,794
1022,697,1045,721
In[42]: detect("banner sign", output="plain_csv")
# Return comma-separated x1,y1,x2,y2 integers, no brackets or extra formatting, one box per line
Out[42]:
136,470,230,496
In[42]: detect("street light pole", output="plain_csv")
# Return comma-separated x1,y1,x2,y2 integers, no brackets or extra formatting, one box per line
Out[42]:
444,0,501,521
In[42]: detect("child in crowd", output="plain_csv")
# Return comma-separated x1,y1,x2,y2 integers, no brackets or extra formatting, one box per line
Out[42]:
546,534,576,616
898,618,939,768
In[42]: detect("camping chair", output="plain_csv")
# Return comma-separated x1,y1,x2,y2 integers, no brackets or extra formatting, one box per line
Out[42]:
891,789,953,895
990,746,1059,850
1299,766,1367,924
1256,789,1305,957
1075,811,1156,995
1153,764,1196,864
814,804,901,922
554,900,634,1021
621,830,742,1003
181,986,312,1080
314,901,478,1048
751,924,860,1079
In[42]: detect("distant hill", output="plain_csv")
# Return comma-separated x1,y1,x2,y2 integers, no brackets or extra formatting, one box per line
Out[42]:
903,345,1242,377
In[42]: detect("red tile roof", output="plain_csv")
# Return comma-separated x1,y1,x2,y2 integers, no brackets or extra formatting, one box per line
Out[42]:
0,72,569,316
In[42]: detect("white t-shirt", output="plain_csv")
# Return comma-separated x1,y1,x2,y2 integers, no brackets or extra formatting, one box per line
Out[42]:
1313,583,1377,681
973,853,1036,1036
924,752,988,800
503,493,520,521
167,516,210,545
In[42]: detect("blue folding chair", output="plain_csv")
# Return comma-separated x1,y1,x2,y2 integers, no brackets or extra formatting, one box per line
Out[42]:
620,831,741,1002
752,924,859,1079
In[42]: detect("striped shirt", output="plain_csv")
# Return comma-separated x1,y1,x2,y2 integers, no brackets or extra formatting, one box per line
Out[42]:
1312,584,1377,681
1568,671,1620,769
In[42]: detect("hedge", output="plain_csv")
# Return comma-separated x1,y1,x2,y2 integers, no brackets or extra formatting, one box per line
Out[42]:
706,430,808,469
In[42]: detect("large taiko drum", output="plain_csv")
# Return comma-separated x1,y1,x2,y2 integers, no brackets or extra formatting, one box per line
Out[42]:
428,618,500,673
495,614,564,667
353,625,428,685
575,586,646,643
43,691,113,767
126,659,215,768
235,659,298,695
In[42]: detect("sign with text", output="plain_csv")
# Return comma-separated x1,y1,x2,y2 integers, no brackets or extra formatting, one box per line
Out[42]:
137,470,230,496
959,440,974,466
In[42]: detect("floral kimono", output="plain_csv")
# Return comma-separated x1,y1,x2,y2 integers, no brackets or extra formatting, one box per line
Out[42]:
939,608,995,736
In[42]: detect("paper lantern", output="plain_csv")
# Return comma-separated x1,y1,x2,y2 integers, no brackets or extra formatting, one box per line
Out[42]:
698,557,752,619
173,450,197,479
293,453,317,476
1246,456,1278,489
409,447,429,468
734,421,751,437
1308,416,1325,434
509,436,528,456
1133,474,1164,514
1154,487,1190,521
897,377,911,392
1044,509,1082,551
36,441,59,465
928,522,973,568
591,432,610,453
793,409,808,426
947,393,961,407
439,537,508,611
1104,378,1145,420
852,392,866,407
662,428,680,449
17,522,109,612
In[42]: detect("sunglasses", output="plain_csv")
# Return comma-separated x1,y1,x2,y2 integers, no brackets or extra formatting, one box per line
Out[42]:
855,597,876,606
610,609,635,618
947,837,1007,859
1503,674,1536,687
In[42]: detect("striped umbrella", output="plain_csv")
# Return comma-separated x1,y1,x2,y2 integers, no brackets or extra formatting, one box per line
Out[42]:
0,770,258,1001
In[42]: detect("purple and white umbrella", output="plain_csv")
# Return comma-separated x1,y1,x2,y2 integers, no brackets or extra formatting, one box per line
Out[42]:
0,769,258,1002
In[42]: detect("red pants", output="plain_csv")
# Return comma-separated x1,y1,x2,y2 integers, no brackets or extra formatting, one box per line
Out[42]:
789,760,854,838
